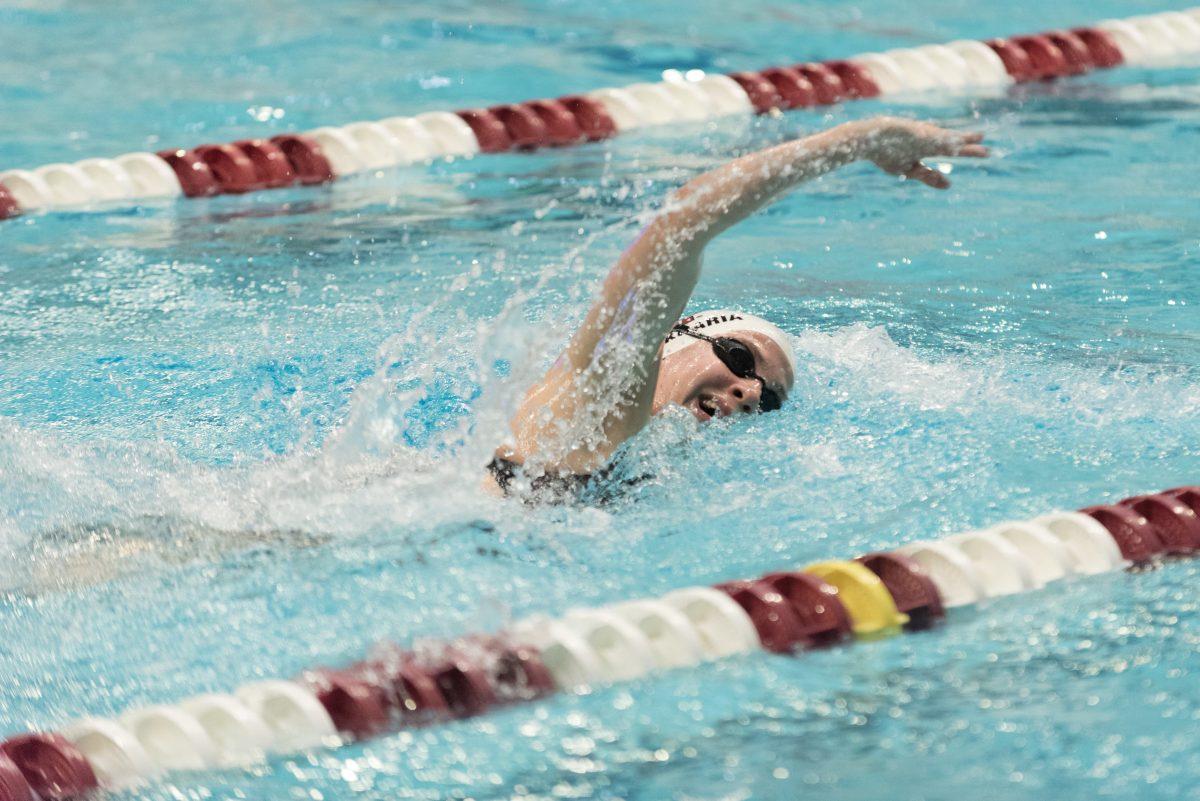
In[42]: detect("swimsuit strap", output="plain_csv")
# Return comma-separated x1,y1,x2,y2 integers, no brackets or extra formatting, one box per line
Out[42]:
486,455,595,501
486,455,520,494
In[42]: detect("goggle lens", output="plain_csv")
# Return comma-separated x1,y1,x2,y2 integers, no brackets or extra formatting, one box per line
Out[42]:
712,338,756,377
712,337,783,413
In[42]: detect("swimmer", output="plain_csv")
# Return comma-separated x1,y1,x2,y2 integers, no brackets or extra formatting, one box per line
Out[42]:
487,116,987,498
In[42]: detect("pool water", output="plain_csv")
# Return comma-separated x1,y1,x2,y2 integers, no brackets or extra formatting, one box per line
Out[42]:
2,1,1200,799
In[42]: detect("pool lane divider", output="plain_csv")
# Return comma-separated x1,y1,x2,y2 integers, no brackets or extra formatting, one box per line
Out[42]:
2,8,1199,222
1,485,1198,800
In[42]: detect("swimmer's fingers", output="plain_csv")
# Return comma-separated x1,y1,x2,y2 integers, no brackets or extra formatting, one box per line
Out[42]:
935,132,988,158
903,162,951,190
956,143,990,158
863,121,984,182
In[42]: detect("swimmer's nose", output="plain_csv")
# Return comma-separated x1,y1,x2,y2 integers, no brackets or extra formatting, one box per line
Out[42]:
728,377,762,415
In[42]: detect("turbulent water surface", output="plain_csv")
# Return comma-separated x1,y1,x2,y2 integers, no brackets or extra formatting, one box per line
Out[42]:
1,1,1199,799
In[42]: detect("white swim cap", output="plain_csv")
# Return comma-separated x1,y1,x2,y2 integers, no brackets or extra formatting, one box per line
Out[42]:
662,309,797,375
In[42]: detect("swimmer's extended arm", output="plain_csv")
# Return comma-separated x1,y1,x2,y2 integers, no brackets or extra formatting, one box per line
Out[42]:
504,117,986,473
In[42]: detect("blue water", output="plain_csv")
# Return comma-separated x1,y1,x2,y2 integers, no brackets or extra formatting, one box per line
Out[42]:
2,1,1200,799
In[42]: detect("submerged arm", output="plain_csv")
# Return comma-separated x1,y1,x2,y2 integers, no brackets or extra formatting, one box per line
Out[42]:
502,117,986,473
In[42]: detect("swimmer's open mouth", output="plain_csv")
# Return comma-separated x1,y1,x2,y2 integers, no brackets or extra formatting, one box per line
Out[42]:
696,396,718,420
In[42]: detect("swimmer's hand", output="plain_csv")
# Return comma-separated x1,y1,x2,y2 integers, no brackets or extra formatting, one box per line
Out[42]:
855,117,988,189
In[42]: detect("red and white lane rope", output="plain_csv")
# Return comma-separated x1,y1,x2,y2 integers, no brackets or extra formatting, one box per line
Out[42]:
2,483,1198,801
1,8,1198,222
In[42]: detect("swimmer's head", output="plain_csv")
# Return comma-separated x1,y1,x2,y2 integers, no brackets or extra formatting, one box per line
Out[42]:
653,310,796,421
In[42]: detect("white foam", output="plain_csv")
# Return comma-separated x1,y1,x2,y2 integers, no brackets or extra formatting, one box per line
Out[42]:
794,323,991,412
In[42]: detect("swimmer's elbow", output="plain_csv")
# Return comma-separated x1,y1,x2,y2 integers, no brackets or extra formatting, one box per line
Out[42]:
660,173,748,245
642,192,720,258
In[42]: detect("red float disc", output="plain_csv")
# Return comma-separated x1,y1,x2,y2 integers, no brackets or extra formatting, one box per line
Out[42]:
489,104,552,150
156,149,221,197
1071,27,1124,68
0,734,97,801
556,95,616,141
392,661,450,719
430,660,498,718
233,139,296,188
0,183,20,220
1012,35,1069,79
302,670,393,740
194,144,261,194
0,753,33,801
759,67,817,109
525,99,583,146
824,60,881,98
856,552,945,628
456,109,513,153
345,650,450,722
497,643,556,695
760,571,852,646
269,134,335,185
1165,486,1200,516
1045,30,1094,74
986,38,1036,81
457,635,557,699
727,72,783,113
715,579,806,653
1082,504,1166,563
793,63,846,105
1118,494,1200,552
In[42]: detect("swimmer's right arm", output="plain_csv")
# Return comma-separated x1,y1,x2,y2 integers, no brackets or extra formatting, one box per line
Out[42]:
504,118,987,472
646,116,988,249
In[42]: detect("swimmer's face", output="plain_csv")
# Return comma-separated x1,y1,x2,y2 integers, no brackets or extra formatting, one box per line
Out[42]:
652,330,794,421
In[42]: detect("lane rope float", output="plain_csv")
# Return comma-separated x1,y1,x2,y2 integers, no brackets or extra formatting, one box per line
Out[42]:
2,483,1198,800
1,8,1198,222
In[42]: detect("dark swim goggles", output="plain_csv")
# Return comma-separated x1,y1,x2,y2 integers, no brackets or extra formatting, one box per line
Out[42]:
671,325,784,413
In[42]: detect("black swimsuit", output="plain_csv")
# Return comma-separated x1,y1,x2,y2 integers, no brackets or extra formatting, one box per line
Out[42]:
486,456,645,504
486,456,594,497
